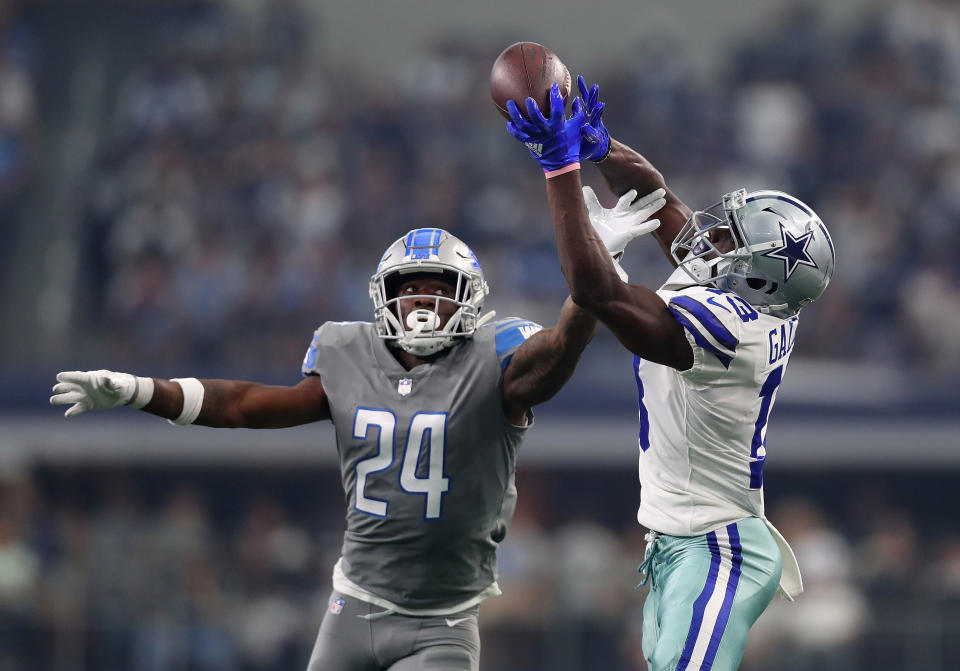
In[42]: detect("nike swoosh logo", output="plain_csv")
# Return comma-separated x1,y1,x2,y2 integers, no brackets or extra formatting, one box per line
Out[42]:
445,617,470,627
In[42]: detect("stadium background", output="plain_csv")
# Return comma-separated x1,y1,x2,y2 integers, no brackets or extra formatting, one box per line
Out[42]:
2,0,960,669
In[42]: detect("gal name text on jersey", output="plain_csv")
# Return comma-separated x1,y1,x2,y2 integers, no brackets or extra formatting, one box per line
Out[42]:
768,318,798,365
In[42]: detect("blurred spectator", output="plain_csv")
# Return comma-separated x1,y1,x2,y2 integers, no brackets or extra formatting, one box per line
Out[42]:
747,499,868,671
0,511,41,669
479,478,555,671
926,534,960,598
0,0,37,204
40,510,90,671
553,518,625,618
900,259,960,372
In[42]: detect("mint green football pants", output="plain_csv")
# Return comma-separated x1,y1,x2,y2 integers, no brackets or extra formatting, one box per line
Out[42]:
639,517,782,671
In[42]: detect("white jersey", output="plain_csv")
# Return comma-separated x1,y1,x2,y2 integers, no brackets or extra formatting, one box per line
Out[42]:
634,272,798,537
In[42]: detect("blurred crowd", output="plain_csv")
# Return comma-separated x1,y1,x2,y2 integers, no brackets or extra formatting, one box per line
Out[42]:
0,1,37,208
1,466,959,671
47,0,958,378
3,2,959,669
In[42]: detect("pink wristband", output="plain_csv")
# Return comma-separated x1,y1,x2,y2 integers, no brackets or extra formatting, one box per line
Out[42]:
544,162,581,179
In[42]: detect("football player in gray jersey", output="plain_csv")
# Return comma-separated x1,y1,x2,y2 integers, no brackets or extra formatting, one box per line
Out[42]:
49,220,664,670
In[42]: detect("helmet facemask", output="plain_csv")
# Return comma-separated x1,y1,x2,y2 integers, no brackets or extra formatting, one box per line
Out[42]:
671,190,752,287
369,229,491,357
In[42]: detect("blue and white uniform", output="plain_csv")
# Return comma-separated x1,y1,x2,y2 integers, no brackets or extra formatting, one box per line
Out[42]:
634,269,803,671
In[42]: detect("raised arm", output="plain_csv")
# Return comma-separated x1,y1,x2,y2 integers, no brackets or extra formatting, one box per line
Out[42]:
574,76,692,264
595,139,692,265
50,370,330,428
503,83,692,370
500,298,596,425
544,170,692,370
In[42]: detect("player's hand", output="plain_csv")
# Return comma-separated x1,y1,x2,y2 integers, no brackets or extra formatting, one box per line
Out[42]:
506,82,584,172
50,370,139,417
576,76,610,162
583,186,665,255
583,186,665,281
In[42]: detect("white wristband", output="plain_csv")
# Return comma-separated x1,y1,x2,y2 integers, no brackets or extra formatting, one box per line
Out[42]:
127,376,155,409
168,377,204,426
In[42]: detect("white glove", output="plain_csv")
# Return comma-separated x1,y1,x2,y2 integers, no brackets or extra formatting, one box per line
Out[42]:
50,370,152,417
583,186,666,281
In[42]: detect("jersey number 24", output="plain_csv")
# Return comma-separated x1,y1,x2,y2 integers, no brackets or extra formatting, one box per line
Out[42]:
352,408,450,519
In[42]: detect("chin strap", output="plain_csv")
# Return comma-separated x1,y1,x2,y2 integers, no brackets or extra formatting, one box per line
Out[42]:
385,308,498,356
677,255,726,286
475,311,496,327
756,302,790,315
387,308,458,356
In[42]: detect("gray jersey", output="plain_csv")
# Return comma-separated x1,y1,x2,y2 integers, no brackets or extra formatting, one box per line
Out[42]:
301,318,542,611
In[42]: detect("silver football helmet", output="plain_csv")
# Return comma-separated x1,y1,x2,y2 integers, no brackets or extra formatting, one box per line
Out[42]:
370,228,491,356
671,188,835,317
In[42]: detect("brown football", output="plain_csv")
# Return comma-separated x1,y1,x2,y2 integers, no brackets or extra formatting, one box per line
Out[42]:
490,42,571,121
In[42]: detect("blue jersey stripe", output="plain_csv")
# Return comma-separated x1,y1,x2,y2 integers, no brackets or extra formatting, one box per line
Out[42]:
670,296,738,351
495,318,528,333
818,221,835,264
701,523,744,670
496,328,528,365
750,366,782,488
301,331,320,377
496,320,542,369
676,531,723,671
747,193,812,216
633,355,650,451
668,307,733,369
407,228,442,259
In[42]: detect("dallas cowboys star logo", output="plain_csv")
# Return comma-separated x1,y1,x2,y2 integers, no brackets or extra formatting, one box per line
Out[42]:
761,213,818,281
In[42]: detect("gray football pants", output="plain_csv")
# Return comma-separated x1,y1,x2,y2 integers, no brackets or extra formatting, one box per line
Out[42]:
306,591,481,671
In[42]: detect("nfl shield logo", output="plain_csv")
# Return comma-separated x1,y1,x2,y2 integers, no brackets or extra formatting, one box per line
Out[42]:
398,378,413,396
330,598,344,615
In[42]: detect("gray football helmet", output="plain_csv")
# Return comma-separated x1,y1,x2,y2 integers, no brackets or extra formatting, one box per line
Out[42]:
369,228,491,356
671,188,835,317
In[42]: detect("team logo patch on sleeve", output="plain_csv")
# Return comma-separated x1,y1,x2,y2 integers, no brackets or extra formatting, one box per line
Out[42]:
330,598,345,615
398,378,413,396
495,318,545,370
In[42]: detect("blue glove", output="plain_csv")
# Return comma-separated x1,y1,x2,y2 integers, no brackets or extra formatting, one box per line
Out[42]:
576,75,610,162
506,83,584,172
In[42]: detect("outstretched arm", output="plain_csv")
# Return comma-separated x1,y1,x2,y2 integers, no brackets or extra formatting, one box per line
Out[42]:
51,370,330,428
148,376,330,428
500,298,597,425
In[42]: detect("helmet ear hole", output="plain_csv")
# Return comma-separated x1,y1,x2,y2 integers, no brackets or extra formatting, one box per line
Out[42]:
746,277,767,290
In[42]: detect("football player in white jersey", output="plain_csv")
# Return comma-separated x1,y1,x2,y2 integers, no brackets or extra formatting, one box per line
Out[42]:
504,79,835,671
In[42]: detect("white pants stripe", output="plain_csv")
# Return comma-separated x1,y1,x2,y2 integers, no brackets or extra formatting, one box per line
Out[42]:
676,523,744,670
